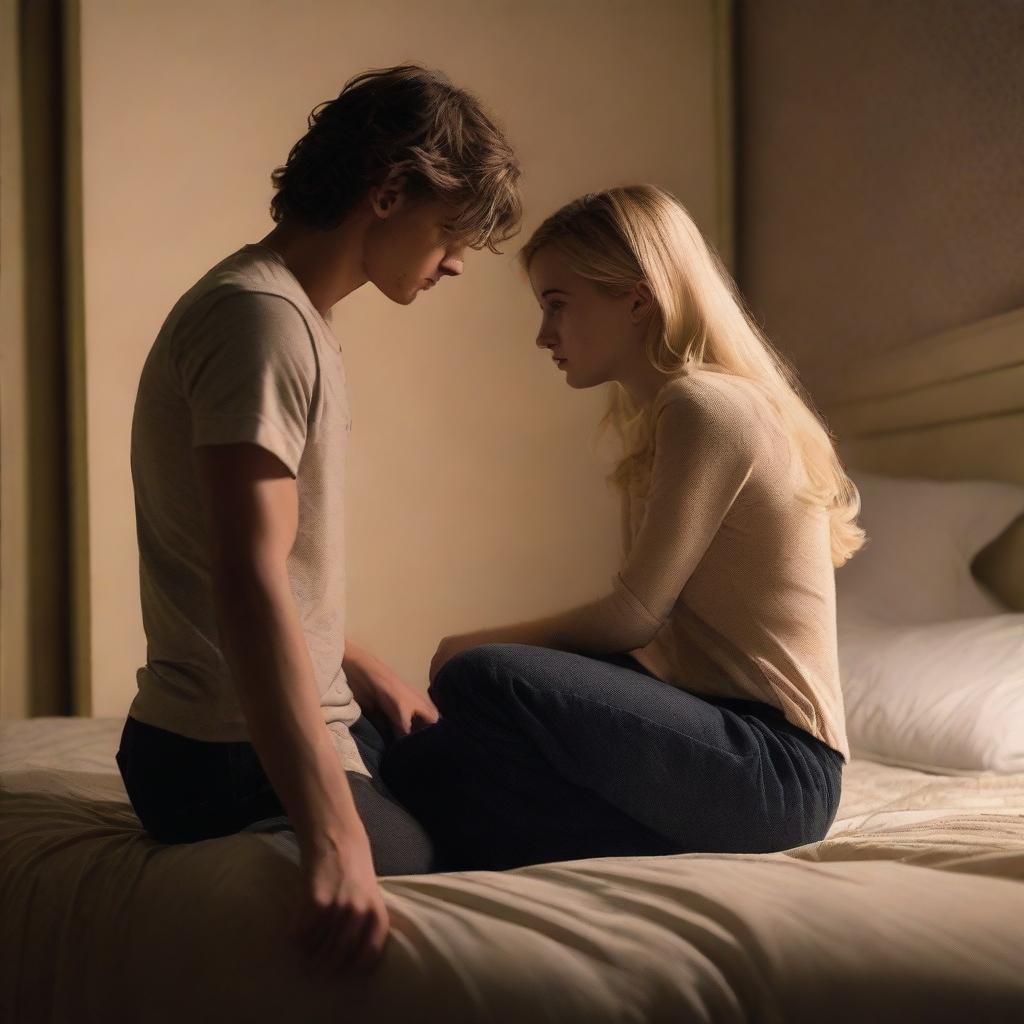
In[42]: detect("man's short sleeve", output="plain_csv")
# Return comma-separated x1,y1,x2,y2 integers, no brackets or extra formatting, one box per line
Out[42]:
173,290,318,477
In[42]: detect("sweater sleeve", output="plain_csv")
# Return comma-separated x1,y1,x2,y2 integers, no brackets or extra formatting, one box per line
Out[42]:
614,391,757,636
516,388,758,655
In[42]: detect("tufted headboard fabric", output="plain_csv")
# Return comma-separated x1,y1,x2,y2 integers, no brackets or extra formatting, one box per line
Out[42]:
814,307,1024,611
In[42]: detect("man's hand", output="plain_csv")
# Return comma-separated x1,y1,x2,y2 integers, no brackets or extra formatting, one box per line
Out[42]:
194,442,390,973
375,678,439,736
344,641,439,736
289,829,390,975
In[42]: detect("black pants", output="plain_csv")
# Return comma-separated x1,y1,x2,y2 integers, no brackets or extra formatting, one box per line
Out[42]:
381,644,844,872
115,711,438,876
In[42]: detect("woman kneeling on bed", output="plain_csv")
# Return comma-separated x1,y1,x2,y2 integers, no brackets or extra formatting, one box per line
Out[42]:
381,183,863,872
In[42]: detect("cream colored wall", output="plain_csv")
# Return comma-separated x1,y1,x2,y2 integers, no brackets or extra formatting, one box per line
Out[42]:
77,0,727,715
736,1,1024,394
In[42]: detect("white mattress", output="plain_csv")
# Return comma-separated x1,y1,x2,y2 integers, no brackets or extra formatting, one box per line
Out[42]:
2,716,1024,1023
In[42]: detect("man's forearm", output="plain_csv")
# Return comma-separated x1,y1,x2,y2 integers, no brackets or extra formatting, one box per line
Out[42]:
342,637,387,707
342,636,365,669
214,566,364,847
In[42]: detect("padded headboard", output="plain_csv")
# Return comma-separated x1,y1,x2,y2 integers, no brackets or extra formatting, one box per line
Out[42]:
814,306,1024,612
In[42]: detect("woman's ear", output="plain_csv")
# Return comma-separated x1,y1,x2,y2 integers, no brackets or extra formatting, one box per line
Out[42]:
629,281,656,323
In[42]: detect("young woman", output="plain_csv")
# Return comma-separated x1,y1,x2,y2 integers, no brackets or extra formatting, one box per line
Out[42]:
115,64,522,972
380,184,864,872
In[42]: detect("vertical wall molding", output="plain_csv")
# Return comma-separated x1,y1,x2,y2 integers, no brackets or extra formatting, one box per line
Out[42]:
0,0,89,718
710,0,736,274
64,0,91,715
20,0,71,715
0,0,30,718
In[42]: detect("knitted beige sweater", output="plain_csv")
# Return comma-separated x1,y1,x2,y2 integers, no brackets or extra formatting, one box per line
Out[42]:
524,367,850,762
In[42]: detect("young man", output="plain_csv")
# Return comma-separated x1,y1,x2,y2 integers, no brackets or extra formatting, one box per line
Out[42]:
115,64,522,974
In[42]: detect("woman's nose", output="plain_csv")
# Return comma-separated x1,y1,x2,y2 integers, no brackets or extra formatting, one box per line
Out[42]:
535,323,557,349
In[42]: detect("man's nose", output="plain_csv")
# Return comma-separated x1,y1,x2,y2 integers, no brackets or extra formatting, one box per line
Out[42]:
440,255,464,277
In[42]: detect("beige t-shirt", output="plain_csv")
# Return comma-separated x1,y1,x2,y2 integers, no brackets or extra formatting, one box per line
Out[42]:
128,242,368,777
622,369,849,762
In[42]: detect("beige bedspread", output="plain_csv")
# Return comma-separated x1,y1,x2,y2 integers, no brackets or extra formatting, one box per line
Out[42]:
2,717,1023,1023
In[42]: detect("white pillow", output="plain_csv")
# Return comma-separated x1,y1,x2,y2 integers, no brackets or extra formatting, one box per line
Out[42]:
837,471,1024,625
836,471,1024,772
838,613,1024,773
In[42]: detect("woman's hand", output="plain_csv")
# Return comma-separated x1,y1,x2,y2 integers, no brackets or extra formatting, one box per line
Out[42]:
290,828,390,975
429,631,494,685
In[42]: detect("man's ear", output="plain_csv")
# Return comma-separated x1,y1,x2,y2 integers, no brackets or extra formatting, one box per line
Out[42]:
629,281,656,323
369,169,409,219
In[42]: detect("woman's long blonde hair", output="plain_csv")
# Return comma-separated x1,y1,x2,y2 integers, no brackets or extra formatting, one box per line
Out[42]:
516,184,865,568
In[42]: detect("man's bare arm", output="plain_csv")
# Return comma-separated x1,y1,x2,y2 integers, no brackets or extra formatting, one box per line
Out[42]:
194,441,388,972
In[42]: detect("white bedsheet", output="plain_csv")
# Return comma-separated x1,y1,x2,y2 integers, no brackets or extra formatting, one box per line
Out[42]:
2,717,1023,1023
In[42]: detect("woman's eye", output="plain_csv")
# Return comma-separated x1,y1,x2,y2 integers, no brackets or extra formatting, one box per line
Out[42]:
546,302,564,312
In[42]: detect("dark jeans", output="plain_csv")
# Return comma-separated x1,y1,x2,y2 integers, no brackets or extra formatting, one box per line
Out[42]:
115,710,438,876
379,644,844,872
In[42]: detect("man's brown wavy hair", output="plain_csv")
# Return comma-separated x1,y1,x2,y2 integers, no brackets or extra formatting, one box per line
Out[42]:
269,64,523,253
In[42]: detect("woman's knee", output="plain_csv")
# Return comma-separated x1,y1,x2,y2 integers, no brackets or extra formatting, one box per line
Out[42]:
429,643,527,709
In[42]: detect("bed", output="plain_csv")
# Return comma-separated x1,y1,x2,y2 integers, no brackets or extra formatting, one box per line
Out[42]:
4,309,1024,1023
3,718,1024,1023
